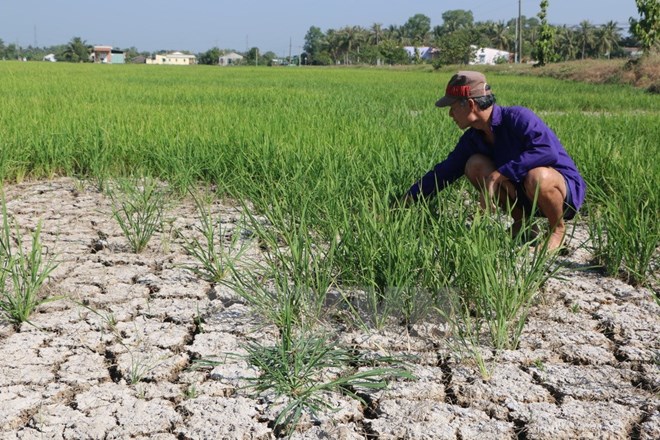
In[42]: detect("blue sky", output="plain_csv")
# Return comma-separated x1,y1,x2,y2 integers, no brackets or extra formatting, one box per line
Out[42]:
0,0,639,55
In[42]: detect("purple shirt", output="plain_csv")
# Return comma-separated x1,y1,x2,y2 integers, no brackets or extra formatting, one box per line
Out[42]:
407,104,586,212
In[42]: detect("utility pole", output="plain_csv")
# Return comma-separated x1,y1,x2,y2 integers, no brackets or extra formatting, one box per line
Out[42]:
289,37,292,63
517,0,523,63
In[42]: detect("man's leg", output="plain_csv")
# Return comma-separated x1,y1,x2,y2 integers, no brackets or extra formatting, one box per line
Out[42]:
464,154,525,228
523,167,567,251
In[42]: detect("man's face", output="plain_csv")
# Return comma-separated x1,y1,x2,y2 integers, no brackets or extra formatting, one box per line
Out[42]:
448,99,472,130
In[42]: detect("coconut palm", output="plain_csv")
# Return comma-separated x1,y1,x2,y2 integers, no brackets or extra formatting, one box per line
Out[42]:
369,23,383,46
556,25,578,60
61,36,92,62
577,20,596,59
491,21,513,51
324,29,342,64
596,21,622,58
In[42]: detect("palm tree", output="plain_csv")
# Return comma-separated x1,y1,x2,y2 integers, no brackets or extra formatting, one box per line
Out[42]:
556,25,578,61
369,23,383,46
491,21,512,51
384,25,404,44
577,20,595,59
324,29,342,64
61,36,91,62
336,26,366,64
596,21,621,59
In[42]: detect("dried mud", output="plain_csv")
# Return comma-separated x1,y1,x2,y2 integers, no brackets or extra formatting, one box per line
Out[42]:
0,178,658,440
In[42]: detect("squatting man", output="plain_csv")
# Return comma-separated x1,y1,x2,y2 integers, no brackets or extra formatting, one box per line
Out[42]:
403,71,585,251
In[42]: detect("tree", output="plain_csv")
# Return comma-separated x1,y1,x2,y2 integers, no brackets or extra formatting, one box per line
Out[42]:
60,37,91,62
384,24,404,44
577,20,595,59
402,14,431,45
245,47,261,65
3,43,19,60
630,0,660,53
325,28,343,64
337,25,367,64
199,47,222,65
434,28,476,67
490,21,513,51
556,25,578,61
121,46,141,60
535,0,556,66
304,26,325,64
368,23,383,46
596,21,622,58
378,39,409,65
439,9,474,35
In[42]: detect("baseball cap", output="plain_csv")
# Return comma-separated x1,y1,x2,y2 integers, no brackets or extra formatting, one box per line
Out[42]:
435,71,492,108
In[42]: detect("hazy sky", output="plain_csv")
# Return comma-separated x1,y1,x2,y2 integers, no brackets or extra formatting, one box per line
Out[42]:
0,0,638,55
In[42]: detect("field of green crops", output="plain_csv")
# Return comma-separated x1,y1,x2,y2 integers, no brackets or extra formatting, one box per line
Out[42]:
1,62,658,342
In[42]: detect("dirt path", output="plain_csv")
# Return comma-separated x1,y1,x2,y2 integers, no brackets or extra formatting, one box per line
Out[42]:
0,178,658,439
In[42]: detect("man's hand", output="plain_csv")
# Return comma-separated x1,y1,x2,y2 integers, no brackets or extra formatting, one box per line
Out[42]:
484,170,514,211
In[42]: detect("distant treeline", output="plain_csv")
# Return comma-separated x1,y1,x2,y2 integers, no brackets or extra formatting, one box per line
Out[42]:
0,7,649,66
300,10,638,66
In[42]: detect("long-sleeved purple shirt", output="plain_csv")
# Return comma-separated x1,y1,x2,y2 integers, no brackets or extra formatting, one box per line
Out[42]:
407,104,586,212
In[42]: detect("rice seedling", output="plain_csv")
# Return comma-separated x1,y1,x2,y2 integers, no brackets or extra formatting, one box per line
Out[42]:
454,211,560,350
0,197,59,327
199,322,412,436
108,177,166,253
183,383,199,400
223,187,341,332
178,190,250,283
588,172,659,286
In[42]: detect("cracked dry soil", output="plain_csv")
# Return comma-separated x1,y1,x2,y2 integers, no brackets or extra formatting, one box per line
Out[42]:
0,178,658,440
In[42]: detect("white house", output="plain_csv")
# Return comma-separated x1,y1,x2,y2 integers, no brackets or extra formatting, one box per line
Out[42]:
43,53,57,62
147,52,197,65
471,47,511,65
219,52,244,66
403,46,438,61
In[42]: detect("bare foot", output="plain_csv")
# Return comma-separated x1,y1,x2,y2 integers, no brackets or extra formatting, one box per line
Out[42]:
546,226,565,251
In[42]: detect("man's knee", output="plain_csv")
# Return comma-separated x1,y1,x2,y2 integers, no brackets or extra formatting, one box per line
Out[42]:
524,167,565,199
465,154,495,183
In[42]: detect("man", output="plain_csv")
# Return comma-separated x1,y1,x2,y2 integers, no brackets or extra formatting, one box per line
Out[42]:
404,71,585,251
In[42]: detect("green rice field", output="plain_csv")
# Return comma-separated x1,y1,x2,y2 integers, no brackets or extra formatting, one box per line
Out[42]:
1,61,659,339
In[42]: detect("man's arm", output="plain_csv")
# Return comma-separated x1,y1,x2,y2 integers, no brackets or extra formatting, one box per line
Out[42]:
404,139,475,203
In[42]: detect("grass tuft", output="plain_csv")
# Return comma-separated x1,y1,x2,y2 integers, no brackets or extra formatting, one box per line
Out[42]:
0,196,58,327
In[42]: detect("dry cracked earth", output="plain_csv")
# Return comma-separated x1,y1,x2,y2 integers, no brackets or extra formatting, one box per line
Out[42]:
0,178,658,439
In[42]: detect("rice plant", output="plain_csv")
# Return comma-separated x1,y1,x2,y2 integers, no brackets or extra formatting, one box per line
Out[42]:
0,197,59,327
224,188,340,332
108,177,166,253
179,190,250,283
452,210,560,351
0,63,658,380
586,147,660,286
198,318,412,436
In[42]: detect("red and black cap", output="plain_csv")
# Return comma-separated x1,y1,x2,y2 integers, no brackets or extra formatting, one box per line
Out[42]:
435,71,492,108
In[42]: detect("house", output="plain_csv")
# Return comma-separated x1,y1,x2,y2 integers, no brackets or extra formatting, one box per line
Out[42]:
622,47,643,58
43,53,57,62
91,46,125,64
147,52,197,65
403,46,438,61
471,47,511,65
219,52,243,66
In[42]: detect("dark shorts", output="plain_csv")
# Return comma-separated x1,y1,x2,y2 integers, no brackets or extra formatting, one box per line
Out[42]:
514,176,578,220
